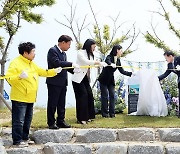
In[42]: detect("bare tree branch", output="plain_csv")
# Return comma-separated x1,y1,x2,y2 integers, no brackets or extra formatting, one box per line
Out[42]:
108,12,127,44
148,10,164,17
79,14,90,31
87,0,103,52
144,0,179,53
55,0,89,48
157,0,180,39
150,20,162,42
55,19,70,29
124,24,140,52
87,28,94,39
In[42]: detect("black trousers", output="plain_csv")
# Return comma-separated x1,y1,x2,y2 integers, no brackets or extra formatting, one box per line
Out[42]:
47,84,67,126
72,75,95,121
178,86,180,118
100,83,115,117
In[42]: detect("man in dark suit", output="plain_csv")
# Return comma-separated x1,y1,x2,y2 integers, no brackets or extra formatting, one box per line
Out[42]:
46,35,79,129
158,51,180,118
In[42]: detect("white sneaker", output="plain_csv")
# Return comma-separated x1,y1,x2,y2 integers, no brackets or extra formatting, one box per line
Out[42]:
77,120,87,124
24,139,35,145
14,141,28,148
87,119,94,122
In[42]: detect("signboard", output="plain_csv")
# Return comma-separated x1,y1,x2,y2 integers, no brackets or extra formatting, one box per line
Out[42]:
3,90,9,100
129,84,139,94
128,85,139,114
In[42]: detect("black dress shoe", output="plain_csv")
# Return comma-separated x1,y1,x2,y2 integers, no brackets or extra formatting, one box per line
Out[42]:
102,114,109,118
49,124,59,129
110,114,115,118
57,121,71,128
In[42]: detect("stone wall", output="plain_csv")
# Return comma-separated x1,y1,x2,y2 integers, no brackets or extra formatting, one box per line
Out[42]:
1,127,180,154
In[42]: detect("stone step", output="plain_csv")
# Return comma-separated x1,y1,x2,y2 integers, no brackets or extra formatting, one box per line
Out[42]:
1,127,180,154
31,128,180,144
4,142,180,154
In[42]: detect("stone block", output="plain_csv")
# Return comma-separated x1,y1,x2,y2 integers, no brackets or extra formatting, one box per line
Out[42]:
117,128,155,141
6,147,43,154
158,128,180,142
128,143,164,154
165,143,180,154
75,128,116,143
32,129,74,144
94,142,127,154
44,143,92,154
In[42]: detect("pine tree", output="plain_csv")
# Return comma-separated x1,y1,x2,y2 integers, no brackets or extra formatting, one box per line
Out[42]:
144,0,180,54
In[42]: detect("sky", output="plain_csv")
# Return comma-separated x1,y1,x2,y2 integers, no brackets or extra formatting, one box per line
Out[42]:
2,0,180,107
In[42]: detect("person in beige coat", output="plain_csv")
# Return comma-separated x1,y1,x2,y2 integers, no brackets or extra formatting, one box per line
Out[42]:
72,39,105,124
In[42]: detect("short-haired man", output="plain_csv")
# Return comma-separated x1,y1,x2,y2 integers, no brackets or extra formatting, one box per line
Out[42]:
46,35,79,129
6,42,62,147
158,51,180,117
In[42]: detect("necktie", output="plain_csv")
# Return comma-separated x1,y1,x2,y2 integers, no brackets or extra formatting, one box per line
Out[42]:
62,52,66,61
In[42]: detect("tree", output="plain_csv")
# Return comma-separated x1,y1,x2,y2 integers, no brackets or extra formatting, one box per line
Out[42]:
144,0,180,54
57,0,139,89
87,0,139,59
0,0,56,108
57,0,139,58
55,0,90,50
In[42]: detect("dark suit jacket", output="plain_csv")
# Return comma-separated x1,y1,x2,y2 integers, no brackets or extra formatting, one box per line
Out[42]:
98,55,132,86
46,45,73,86
158,56,180,88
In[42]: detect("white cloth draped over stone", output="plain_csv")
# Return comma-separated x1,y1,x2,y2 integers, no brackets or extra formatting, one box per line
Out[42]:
128,69,168,117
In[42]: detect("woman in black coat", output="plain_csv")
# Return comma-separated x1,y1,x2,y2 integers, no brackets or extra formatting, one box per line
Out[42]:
98,45,132,118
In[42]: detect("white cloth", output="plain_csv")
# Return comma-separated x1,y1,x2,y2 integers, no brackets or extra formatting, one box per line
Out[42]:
19,71,28,79
128,69,168,117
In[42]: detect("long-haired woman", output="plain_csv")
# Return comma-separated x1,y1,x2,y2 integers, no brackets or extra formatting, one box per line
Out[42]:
98,45,133,118
72,39,105,124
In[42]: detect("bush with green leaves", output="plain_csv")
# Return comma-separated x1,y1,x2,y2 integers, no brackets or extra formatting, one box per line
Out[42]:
160,75,179,116
115,97,126,113
94,76,126,115
161,75,178,97
94,91,101,114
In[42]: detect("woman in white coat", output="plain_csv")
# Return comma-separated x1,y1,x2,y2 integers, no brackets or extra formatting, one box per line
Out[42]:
72,39,103,124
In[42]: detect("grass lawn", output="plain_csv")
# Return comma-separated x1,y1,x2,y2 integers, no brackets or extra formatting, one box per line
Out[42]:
1,107,180,129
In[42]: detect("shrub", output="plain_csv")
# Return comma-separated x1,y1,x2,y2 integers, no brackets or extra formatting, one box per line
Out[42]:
160,75,179,116
94,76,126,114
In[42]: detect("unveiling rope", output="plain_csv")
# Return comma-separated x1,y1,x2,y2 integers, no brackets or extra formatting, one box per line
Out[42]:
0,64,178,80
